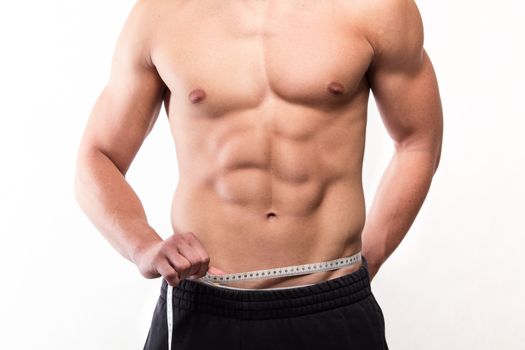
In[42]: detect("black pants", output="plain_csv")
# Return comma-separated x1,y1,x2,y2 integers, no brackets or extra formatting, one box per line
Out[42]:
143,255,388,350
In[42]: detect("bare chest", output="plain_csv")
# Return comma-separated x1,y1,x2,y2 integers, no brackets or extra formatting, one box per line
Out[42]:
152,0,374,116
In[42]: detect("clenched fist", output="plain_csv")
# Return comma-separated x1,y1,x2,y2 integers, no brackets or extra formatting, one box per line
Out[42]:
134,231,226,287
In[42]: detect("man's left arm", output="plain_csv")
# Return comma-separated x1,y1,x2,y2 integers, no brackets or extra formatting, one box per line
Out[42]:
360,0,444,279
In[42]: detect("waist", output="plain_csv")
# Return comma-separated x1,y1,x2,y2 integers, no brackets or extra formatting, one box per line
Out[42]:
161,253,371,319
196,250,363,289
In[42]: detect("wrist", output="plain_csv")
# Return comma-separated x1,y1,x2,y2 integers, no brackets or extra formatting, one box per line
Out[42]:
130,230,163,265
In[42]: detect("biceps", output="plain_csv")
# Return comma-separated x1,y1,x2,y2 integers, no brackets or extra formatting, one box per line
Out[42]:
369,49,443,151
80,67,166,175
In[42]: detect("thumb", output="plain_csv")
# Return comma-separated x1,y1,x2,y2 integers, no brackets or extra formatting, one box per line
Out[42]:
207,265,228,275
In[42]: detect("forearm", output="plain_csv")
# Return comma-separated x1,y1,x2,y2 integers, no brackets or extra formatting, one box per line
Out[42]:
361,147,438,273
74,148,163,265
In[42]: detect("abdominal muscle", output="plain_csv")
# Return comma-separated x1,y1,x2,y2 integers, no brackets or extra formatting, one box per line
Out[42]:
168,97,369,289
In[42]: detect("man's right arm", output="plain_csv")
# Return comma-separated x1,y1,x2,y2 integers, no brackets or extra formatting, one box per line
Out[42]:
75,1,230,285
74,0,166,268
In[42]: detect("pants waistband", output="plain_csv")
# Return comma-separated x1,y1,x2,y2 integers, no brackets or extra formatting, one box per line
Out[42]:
160,255,371,320
193,278,317,290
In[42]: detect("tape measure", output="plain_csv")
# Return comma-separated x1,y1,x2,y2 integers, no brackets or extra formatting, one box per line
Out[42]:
166,251,362,350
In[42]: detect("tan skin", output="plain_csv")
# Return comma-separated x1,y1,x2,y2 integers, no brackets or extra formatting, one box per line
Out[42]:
74,0,442,289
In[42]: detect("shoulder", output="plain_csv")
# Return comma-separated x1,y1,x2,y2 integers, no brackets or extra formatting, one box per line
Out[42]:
356,0,425,71
124,0,164,31
121,0,178,39
114,0,170,67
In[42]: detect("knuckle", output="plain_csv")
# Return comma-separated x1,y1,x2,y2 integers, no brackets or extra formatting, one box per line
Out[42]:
177,260,192,272
171,234,184,245
185,231,198,241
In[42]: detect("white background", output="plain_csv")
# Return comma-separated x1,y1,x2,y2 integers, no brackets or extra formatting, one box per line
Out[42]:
1,1,524,349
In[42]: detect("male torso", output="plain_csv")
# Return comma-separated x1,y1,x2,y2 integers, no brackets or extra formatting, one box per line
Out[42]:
148,0,376,288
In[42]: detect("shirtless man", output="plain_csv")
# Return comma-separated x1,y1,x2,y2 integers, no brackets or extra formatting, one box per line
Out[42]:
74,0,443,349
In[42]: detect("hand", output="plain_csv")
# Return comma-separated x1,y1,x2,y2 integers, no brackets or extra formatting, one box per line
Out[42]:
366,260,384,282
134,231,227,287
367,264,379,281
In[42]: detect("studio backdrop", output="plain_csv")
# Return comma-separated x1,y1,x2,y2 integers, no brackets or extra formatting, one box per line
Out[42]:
0,1,523,349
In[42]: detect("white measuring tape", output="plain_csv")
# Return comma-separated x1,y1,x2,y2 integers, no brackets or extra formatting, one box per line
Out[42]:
166,251,362,350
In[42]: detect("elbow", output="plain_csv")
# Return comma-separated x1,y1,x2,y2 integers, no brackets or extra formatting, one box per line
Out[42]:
432,141,443,175
73,146,97,211
394,131,442,175
74,169,86,208
73,152,88,211
433,151,441,174
394,138,442,176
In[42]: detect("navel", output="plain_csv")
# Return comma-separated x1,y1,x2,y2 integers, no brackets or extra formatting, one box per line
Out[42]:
327,81,345,95
188,88,206,103
266,212,277,221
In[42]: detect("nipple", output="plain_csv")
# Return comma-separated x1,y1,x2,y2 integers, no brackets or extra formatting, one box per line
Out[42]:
327,81,345,95
188,88,206,103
